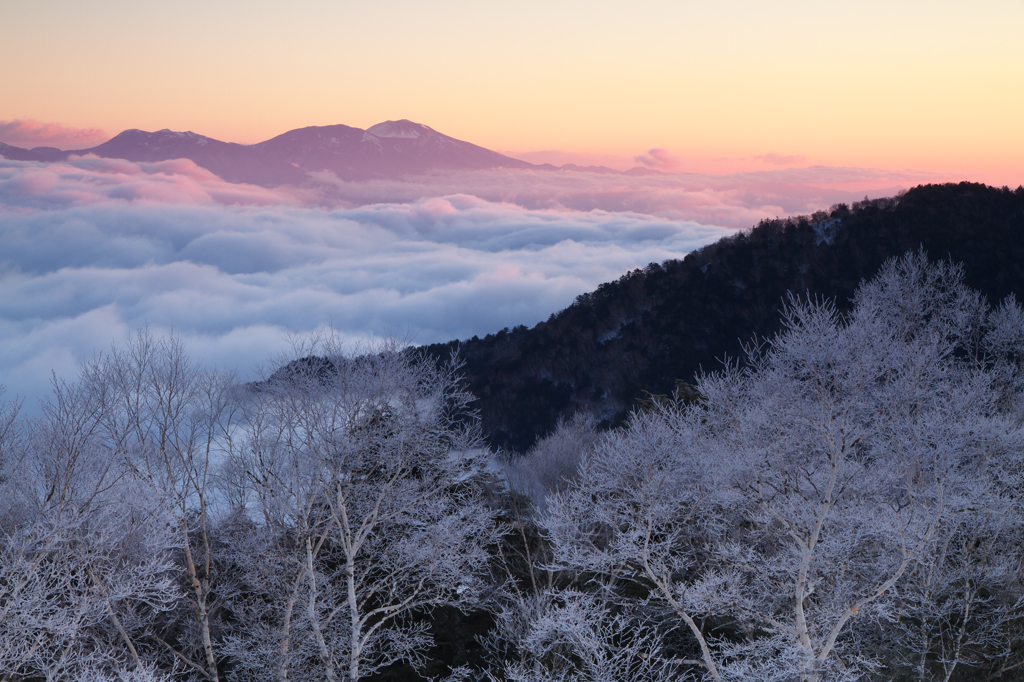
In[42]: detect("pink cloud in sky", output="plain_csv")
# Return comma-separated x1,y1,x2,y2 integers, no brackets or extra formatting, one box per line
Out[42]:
0,119,109,149
754,152,807,166
633,148,685,172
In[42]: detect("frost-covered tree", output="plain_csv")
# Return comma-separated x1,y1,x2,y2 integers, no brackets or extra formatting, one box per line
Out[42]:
79,330,234,682
218,337,499,682
1,332,500,682
483,590,684,682
502,413,600,516
493,413,601,604
0,376,179,682
544,252,1024,682
892,508,1024,682
484,415,634,681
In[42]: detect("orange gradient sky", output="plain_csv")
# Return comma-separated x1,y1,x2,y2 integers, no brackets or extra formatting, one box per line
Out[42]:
3,0,1022,183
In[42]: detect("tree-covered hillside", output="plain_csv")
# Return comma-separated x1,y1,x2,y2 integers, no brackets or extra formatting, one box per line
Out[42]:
4,254,1023,682
426,182,1024,451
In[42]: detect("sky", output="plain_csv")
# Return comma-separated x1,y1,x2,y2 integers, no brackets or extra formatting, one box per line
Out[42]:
1,1,1022,408
3,0,1022,181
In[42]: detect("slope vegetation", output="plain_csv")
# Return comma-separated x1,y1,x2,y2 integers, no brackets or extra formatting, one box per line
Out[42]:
425,182,1024,451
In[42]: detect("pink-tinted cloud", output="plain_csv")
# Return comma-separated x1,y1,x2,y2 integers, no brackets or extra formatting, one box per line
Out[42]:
755,152,807,166
0,155,309,208
0,119,109,149
633,148,685,172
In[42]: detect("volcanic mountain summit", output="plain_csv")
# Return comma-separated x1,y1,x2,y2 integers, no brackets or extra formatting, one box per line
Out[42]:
251,120,533,181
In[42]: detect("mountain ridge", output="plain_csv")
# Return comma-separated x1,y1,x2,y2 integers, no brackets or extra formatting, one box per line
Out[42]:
0,119,659,186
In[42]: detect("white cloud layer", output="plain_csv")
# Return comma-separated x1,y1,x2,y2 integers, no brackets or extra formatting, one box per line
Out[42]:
0,156,734,408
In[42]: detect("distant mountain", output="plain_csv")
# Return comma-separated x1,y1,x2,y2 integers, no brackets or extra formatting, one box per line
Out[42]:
0,120,661,185
423,182,1024,452
83,129,309,186
0,142,65,162
251,120,533,180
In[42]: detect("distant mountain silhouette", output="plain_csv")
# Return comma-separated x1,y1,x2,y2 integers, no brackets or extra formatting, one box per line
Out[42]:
251,120,533,180
84,129,310,186
0,119,658,185
424,182,1024,452
0,142,65,162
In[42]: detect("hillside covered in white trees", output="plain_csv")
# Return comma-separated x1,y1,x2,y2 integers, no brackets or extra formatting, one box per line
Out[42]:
2,250,1022,682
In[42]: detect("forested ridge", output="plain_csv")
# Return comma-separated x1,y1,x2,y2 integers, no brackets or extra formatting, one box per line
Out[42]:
2,185,1024,682
425,182,1024,452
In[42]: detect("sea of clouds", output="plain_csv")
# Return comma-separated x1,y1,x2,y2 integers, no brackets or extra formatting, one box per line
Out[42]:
0,154,938,408
0,156,727,406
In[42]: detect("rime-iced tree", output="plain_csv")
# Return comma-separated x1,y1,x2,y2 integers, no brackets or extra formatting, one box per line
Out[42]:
0,377,179,682
220,338,498,682
79,330,233,682
545,253,1024,682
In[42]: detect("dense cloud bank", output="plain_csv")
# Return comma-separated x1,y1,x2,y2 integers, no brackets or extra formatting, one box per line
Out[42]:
0,154,941,406
308,164,939,229
0,156,734,406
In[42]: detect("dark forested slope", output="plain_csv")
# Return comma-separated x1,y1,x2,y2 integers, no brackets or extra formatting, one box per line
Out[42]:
424,182,1024,451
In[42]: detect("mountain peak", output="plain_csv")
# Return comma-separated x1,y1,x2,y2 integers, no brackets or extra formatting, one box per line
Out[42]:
366,120,436,139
